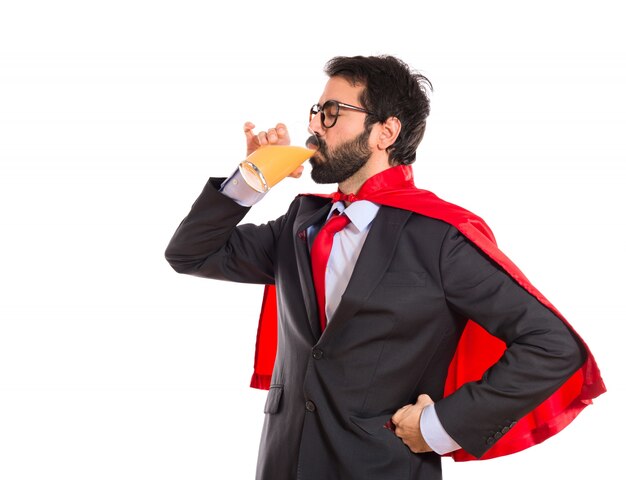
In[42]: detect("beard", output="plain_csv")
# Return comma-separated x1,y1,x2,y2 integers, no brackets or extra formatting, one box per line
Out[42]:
308,128,372,184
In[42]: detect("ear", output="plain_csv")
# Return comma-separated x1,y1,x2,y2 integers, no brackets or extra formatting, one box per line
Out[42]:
375,116,402,151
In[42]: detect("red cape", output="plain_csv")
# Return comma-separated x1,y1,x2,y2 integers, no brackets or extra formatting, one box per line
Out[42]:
250,165,605,461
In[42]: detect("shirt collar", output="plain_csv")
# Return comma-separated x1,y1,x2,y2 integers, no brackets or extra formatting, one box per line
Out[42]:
329,200,380,232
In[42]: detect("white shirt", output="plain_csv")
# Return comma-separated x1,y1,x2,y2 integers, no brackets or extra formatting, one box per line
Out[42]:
220,170,460,455
306,200,379,322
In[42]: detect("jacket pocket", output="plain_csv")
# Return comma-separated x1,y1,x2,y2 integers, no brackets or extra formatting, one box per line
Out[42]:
350,414,414,472
263,384,284,414
349,414,393,435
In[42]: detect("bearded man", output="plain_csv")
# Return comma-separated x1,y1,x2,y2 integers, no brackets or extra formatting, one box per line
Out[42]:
165,55,604,480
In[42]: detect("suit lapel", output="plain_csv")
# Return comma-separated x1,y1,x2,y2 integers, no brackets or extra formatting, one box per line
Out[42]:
292,199,332,340
322,206,412,337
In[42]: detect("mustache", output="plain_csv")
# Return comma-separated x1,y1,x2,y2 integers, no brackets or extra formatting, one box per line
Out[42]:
306,134,321,149
306,134,326,154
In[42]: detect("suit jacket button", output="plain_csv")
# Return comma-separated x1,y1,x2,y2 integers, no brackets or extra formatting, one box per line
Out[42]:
501,426,509,434
486,437,495,445
494,432,502,440
305,401,316,412
312,348,324,360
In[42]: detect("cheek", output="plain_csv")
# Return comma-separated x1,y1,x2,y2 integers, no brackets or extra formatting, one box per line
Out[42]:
324,131,348,151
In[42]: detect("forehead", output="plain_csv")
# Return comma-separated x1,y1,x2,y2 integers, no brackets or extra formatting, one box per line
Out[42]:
319,76,364,105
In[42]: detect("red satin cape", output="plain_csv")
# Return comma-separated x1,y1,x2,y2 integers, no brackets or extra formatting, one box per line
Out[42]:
249,165,605,461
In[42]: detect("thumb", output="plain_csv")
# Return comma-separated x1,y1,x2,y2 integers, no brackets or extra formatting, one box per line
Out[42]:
391,404,412,425
416,394,434,408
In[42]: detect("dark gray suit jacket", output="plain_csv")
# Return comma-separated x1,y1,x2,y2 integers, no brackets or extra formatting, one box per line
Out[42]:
165,178,585,480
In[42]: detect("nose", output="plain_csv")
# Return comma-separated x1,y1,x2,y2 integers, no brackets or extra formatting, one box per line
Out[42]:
308,109,324,137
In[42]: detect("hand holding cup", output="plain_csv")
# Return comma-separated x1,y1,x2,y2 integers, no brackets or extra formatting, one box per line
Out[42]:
243,122,304,179
240,122,316,192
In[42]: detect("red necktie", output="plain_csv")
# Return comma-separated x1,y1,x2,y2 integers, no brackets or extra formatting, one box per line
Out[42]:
311,211,351,331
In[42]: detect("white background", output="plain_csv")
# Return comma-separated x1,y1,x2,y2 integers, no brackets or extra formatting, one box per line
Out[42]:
1,1,623,478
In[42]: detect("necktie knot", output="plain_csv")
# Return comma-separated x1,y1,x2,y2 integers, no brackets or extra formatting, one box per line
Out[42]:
322,211,351,234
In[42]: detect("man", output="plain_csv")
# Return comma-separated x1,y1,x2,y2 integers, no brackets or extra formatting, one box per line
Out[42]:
165,55,604,480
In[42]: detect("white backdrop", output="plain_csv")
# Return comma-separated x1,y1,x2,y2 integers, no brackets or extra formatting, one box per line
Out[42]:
1,1,623,478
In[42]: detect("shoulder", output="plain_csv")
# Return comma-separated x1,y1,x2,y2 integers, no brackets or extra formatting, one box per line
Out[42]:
289,193,331,214
273,193,332,227
401,188,497,244
400,207,458,236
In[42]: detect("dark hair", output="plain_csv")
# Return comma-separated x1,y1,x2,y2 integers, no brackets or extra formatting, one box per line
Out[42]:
324,55,432,165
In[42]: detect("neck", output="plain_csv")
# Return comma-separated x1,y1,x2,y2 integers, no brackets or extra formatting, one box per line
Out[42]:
338,154,393,203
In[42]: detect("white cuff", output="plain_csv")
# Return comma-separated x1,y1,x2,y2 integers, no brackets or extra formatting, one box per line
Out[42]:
420,404,461,455
220,169,266,207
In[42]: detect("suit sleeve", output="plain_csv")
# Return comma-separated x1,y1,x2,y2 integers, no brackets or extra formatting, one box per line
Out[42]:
434,226,586,458
164,177,287,285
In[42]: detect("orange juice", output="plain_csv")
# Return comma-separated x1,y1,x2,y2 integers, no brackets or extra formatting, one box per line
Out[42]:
239,145,316,193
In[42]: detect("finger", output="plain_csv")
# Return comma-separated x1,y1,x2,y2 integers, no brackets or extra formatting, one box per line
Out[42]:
244,122,256,140
257,131,269,145
267,128,278,143
288,166,304,178
276,123,290,141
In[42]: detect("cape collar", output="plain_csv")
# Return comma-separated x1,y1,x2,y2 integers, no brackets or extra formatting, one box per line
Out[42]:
330,165,415,204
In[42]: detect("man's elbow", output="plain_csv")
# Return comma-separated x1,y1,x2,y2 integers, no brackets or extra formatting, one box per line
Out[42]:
164,247,194,275
559,328,588,377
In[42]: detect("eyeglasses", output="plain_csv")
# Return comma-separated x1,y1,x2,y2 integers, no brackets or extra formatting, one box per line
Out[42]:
309,100,373,129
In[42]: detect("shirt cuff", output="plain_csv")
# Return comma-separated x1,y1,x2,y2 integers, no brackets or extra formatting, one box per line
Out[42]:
420,404,461,455
219,168,266,207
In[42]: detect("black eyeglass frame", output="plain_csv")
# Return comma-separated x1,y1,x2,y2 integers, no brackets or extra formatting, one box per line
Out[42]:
309,100,374,129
